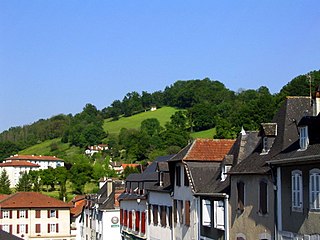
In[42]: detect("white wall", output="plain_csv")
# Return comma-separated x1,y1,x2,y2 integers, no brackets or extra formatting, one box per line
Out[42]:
102,210,121,240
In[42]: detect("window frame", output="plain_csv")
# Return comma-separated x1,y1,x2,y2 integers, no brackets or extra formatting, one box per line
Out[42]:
3,210,9,219
299,126,309,150
201,199,212,227
237,181,245,212
292,170,303,211
309,168,320,210
259,180,268,215
176,165,181,187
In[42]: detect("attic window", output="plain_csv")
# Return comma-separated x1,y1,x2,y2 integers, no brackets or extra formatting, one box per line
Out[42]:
299,126,309,150
261,137,270,155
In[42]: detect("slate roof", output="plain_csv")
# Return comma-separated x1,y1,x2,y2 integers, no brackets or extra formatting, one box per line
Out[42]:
5,154,63,162
0,192,72,209
230,97,313,174
0,230,23,240
170,139,235,162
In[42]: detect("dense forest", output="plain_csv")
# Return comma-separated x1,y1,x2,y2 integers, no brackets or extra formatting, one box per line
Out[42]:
1,70,320,163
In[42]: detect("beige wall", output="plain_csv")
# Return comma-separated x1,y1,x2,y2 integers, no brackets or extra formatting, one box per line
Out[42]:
229,174,275,240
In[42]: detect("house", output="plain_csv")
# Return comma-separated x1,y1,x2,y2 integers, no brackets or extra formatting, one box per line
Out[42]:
70,195,86,240
268,96,320,239
145,155,175,240
118,157,163,240
169,138,235,240
0,161,40,187
80,179,123,240
0,192,74,240
3,154,64,170
228,96,313,240
85,144,109,156
109,163,143,175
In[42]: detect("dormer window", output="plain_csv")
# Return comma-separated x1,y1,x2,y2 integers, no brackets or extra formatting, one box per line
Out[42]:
221,164,232,181
299,126,309,150
262,137,269,154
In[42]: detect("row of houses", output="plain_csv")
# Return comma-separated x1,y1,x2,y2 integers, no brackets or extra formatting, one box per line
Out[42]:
118,94,320,240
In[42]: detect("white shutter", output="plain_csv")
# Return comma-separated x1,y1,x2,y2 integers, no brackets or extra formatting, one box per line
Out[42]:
214,200,224,230
202,199,211,227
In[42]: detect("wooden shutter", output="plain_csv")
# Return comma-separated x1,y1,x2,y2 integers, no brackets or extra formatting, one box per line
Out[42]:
148,205,151,225
36,224,41,233
56,210,59,218
202,199,211,227
120,209,123,226
9,210,12,219
173,200,177,223
47,224,50,233
185,201,190,226
26,224,28,234
135,211,140,231
184,167,189,186
260,181,268,214
153,205,158,225
179,200,183,224
0,211,2,219
9,225,12,234
214,200,225,230
47,210,50,218
168,207,172,228
141,212,146,234
56,224,59,233
36,210,40,218
160,206,166,227
124,210,127,227
17,210,20,219
26,210,28,219
129,211,132,229
237,181,245,211
17,224,20,234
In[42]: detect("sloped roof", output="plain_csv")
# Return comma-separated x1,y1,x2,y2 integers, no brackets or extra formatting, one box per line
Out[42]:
5,154,63,162
230,97,313,174
0,161,40,167
171,139,235,162
0,192,72,209
0,230,23,240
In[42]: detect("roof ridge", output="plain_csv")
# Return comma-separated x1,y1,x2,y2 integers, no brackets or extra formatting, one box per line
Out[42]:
184,139,197,160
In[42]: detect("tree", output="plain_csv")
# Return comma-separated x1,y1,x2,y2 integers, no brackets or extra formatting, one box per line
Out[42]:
121,166,140,179
0,141,20,160
40,168,56,191
69,161,93,194
0,170,11,194
16,172,33,192
55,167,68,200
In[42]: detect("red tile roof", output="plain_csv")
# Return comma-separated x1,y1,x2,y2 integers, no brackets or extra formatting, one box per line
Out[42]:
122,164,141,169
183,139,235,161
5,155,63,162
0,161,40,167
70,197,86,217
0,192,72,209
0,194,9,201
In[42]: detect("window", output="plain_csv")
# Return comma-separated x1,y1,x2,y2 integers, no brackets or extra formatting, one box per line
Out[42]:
35,224,41,233
262,137,269,153
185,201,190,226
292,170,303,211
160,206,166,227
178,200,183,224
299,126,309,150
3,210,9,218
309,169,320,210
184,167,189,186
17,224,27,234
168,207,172,228
49,209,56,218
173,200,177,223
48,223,58,233
237,181,245,211
259,180,268,214
2,224,9,233
36,210,41,218
18,210,26,218
201,199,211,227
176,165,181,186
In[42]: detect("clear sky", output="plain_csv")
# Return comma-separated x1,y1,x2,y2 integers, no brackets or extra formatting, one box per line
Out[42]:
1,1,319,132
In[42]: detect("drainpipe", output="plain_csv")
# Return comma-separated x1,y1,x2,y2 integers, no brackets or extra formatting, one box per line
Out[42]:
224,194,229,240
276,167,282,237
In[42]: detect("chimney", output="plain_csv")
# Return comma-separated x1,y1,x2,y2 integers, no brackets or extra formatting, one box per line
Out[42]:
107,179,113,198
314,86,320,116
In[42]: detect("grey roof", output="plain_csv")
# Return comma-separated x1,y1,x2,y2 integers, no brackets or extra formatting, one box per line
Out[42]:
230,97,313,174
0,230,23,240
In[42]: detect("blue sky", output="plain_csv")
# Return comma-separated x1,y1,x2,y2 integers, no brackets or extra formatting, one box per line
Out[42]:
1,1,320,132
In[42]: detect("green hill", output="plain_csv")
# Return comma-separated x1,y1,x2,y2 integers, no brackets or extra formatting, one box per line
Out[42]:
103,106,179,136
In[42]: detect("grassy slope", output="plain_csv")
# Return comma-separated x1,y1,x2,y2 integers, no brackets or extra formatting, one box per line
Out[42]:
103,106,179,136
190,128,216,139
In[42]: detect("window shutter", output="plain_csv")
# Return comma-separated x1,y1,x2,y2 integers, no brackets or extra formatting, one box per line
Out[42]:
124,210,127,227
9,225,12,234
185,201,190,226
184,167,189,187
173,200,177,223
9,210,12,219
36,210,40,218
141,212,146,234
153,205,158,225
26,210,28,219
56,210,59,218
26,224,28,234
17,224,20,234
17,210,19,219
160,206,166,227
0,211,2,219
47,210,50,218
36,224,40,233
47,224,50,233
0,225,2,230
120,209,123,226
168,207,172,228
129,211,132,229
135,211,140,231
176,166,181,186
56,224,59,233
202,199,211,227
148,205,151,225
214,201,225,230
